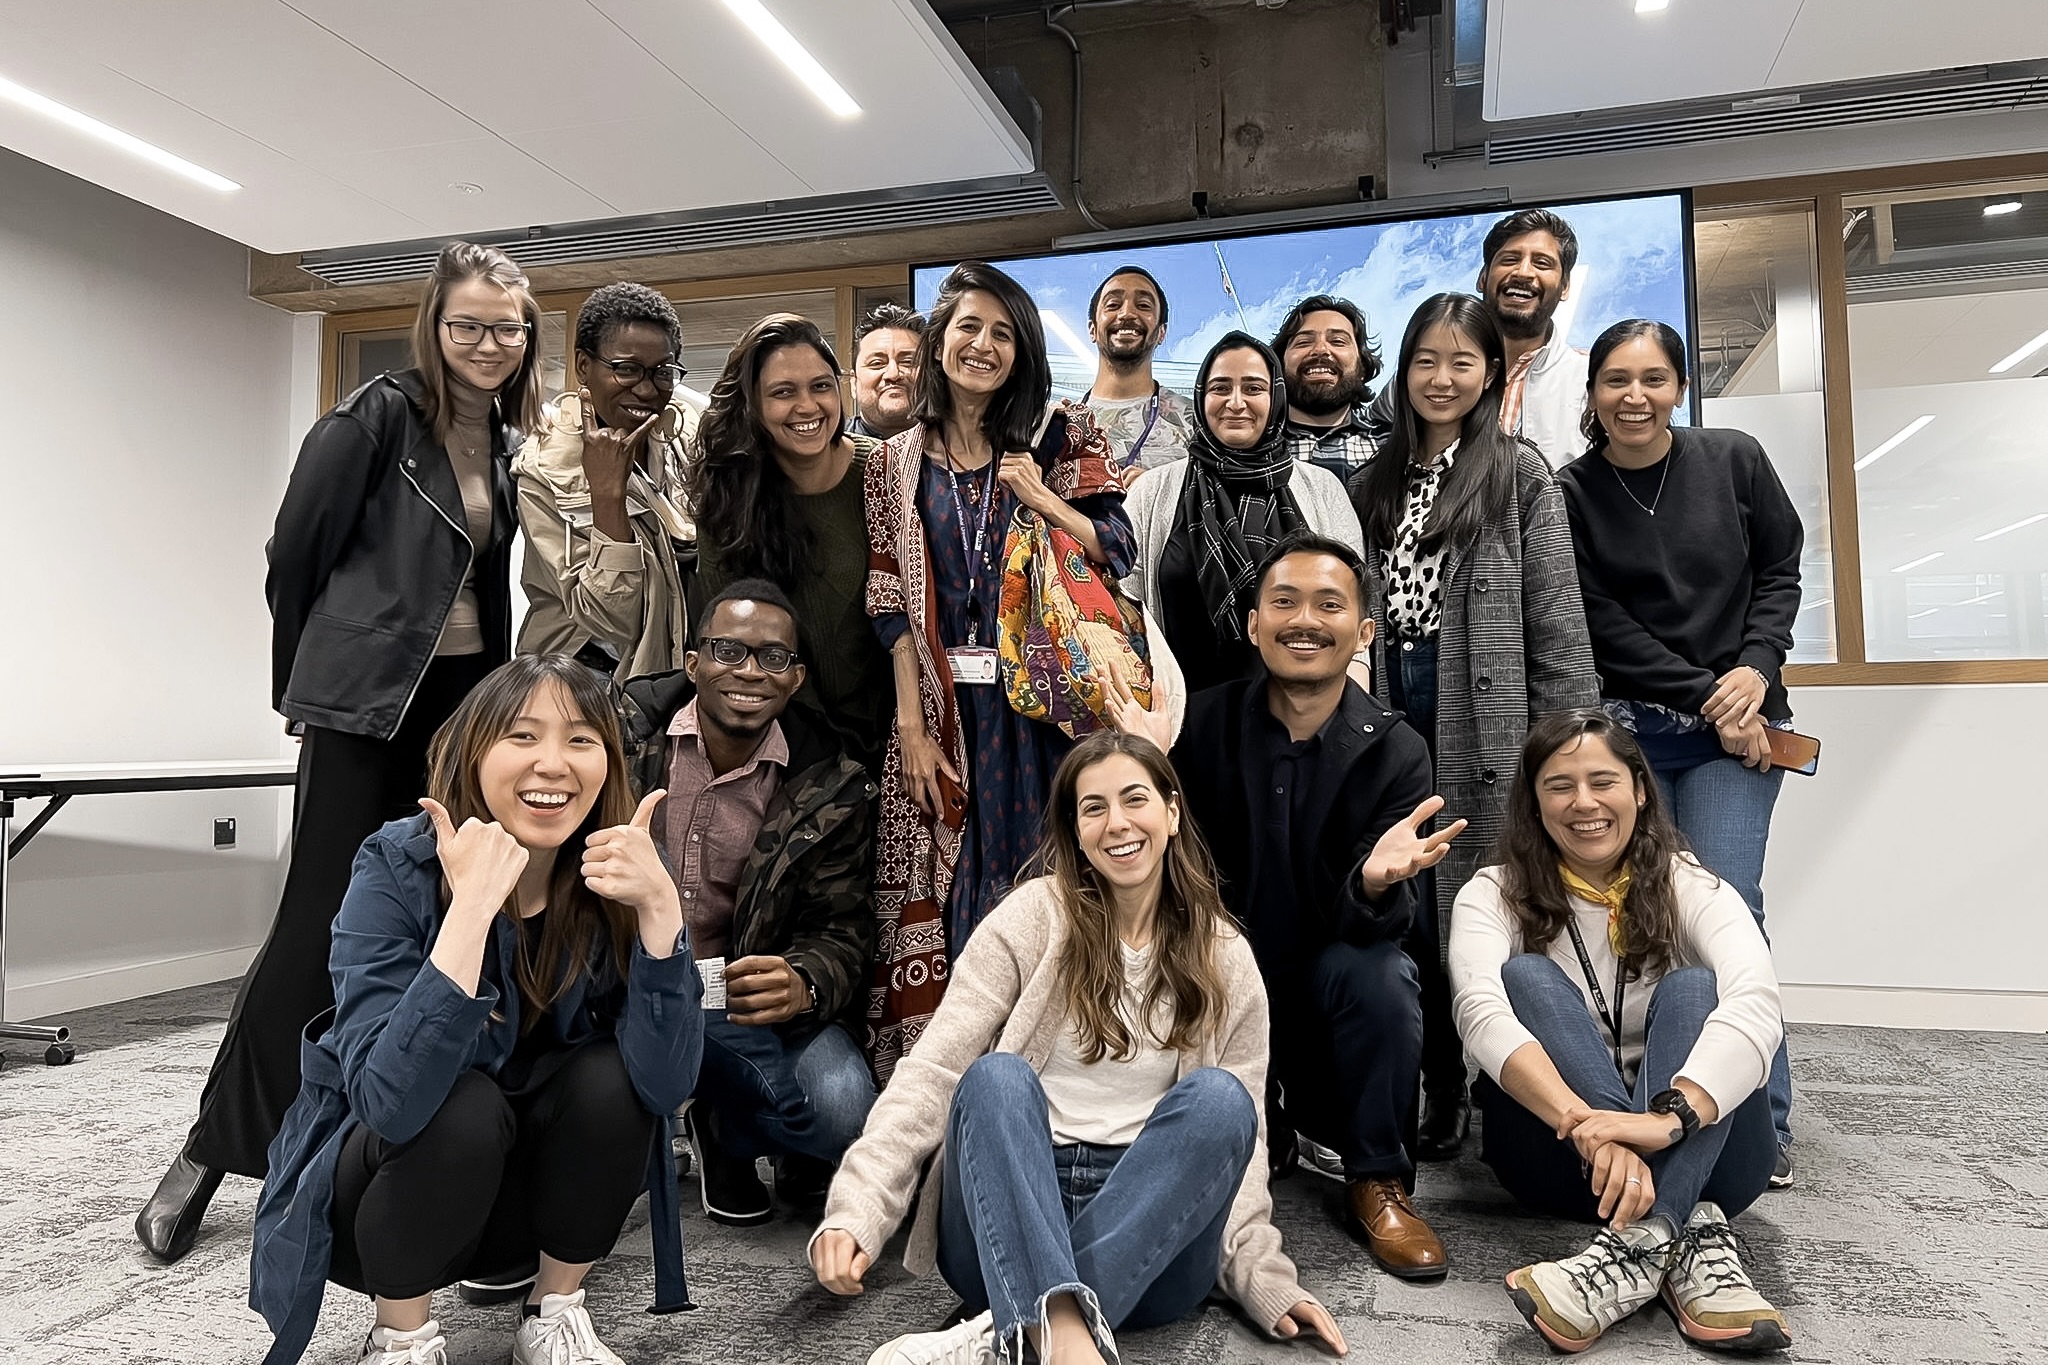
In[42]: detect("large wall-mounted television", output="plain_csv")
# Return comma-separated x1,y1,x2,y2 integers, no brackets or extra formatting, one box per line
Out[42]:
912,191,1698,425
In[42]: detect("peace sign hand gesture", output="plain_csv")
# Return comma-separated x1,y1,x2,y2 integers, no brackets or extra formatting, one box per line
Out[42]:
418,797,528,926
1358,795,1467,900
577,387,662,500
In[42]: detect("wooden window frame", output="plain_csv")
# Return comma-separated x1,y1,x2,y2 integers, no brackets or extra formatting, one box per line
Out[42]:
1698,154,2048,686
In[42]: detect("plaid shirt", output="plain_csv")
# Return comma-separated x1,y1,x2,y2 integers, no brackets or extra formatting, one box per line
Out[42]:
1284,403,1388,483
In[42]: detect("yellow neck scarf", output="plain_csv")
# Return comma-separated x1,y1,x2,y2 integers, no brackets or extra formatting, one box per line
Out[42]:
1559,864,1632,957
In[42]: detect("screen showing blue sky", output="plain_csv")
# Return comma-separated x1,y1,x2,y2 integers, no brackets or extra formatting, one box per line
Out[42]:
913,193,1692,402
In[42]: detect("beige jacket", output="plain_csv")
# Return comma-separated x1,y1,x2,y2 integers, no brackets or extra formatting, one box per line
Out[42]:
512,390,703,680
817,877,1315,1333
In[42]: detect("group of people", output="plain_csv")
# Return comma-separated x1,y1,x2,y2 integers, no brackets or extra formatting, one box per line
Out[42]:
128,205,1808,1365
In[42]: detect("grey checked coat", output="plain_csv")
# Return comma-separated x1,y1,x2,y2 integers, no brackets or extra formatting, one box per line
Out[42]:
1357,442,1599,936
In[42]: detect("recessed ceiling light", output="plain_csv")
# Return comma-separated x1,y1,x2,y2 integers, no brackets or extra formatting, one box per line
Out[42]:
1989,326,2048,374
1852,414,1935,472
1891,551,1944,574
1636,0,1671,12
1975,513,2048,542
449,182,484,195
0,71,239,192
1983,196,2023,217
720,0,861,119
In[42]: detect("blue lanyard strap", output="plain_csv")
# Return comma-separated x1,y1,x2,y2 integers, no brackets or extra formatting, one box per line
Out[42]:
941,444,1002,644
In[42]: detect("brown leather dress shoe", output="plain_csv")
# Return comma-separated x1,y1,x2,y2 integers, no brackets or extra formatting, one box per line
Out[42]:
1345,1177,1448,1280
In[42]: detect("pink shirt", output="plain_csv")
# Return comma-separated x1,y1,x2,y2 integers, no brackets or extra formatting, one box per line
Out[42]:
662,700,788,958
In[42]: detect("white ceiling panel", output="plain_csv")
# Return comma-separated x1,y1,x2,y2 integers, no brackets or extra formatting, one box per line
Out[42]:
1485,0,2048,122
0,0,1032,254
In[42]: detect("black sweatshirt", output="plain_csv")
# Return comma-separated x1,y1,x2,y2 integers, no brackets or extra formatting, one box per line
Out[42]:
1555,426,1804,722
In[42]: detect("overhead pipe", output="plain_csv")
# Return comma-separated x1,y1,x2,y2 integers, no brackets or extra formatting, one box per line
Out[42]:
1044,6,1110,232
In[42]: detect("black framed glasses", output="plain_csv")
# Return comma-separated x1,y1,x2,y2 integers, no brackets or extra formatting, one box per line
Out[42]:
700,637,800,674
440,318,531,347
587,356,686,390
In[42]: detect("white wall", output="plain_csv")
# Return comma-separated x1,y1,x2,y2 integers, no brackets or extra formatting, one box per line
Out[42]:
0,148,300,1019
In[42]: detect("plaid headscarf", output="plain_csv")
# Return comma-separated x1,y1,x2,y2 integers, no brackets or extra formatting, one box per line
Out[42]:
1177,331,1303,642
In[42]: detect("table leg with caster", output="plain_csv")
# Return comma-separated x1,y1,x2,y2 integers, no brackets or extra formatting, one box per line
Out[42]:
1,797,81,1068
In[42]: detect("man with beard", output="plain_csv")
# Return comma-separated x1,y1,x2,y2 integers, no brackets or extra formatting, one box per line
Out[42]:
1273,294,1386,483
1477,208,1589,468
1079,263,1196,471
1111,531,1461,1283
849,303,923,440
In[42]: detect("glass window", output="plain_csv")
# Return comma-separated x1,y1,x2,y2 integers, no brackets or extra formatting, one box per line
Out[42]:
1694,204,1836,663
669,289,839,390
1845,180,2048,661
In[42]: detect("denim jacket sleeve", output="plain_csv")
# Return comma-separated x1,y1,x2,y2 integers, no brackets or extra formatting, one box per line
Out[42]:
614,930,704,1116
327,840,497,1145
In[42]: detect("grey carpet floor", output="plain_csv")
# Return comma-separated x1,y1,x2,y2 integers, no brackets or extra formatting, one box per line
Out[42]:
2,981,2042,1364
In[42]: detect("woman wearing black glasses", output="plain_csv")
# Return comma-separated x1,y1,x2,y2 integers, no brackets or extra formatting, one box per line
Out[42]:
515,282,704,681
137,241,546,1263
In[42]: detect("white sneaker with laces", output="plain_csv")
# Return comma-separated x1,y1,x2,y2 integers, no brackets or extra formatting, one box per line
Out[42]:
1663,1202,1792,1352
511,1290,625,1365
866,1309,997,1365
1506,1222,1674,1353
360,1320,447,1365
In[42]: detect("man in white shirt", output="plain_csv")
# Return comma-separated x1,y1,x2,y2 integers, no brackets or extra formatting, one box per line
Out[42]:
1477,208,1591,468
1079,264,1195,472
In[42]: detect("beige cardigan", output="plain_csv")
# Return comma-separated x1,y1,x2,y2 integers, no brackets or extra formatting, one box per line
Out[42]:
817,877,1315,1333
512,390,703,680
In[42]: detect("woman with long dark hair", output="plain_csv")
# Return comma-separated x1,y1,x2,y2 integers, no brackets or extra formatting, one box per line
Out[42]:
1122,330,1365,692
1348,292,1597,1162
813,732,1345,1365
248,655,701,1365
138,242,547,1263
863,261,1138,1079
1449,709,1787,1355
1555,318,1803,1183
689,313,892,775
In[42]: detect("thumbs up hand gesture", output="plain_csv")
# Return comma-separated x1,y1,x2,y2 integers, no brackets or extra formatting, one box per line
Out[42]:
582,791,685,954
419,797,528,924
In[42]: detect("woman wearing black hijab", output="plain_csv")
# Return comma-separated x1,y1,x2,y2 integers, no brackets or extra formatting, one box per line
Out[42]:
1122,331,1367,691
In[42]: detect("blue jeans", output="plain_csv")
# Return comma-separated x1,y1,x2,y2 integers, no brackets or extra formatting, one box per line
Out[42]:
1382,634,1464,1097
1475,957,1777,1228
1636,726,1793,1149
936,1055,1256,1350
694,1013,876,1164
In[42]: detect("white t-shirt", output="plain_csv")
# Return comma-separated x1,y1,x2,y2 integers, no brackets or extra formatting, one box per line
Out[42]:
1041,940,1179,1146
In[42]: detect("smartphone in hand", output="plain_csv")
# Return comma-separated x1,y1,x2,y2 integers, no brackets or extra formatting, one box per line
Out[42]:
1765,728,1821,776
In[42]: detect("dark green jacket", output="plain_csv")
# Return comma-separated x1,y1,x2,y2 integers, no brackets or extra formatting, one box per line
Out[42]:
622,669,877,1031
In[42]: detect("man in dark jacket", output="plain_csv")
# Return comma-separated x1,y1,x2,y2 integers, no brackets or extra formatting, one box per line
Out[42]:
1120,531,1463,1281
622,578,878,1227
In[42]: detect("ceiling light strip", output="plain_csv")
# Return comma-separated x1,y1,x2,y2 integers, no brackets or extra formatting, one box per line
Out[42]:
1990,328,2048,374
1891,551,1945,573
1852,415,1935,472
1975,513,2048,542
0,72,239,191
719,0,860,118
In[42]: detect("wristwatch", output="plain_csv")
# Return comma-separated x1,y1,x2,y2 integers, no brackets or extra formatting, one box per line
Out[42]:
1649,1088,1700,1142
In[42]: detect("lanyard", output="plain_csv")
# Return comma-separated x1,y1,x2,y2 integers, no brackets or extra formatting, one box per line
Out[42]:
1562,916,1628,1074
941,444,1002,646
1086,385,1161,465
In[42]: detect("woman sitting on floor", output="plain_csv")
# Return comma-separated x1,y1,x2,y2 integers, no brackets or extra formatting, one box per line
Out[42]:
249,655,702,1365
1448,708,1789,1355
810,731,1346,1365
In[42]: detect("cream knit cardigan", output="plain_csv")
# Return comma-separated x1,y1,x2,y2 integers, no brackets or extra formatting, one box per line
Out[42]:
816,877,1315,1333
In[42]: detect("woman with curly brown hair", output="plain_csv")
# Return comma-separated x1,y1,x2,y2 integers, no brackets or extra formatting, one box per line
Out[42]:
1449,709,1788,1355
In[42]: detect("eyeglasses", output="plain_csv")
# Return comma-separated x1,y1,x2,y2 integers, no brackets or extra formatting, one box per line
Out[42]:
441,318,531,347
586,356,686,390
700,637,799,674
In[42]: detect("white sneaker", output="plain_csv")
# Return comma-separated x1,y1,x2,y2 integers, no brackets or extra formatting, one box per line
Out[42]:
360,1320,447,1365
1506,1222,1674,1353
511,1290,625,1365
866,1309,997,1365
1663,1202,1792,1352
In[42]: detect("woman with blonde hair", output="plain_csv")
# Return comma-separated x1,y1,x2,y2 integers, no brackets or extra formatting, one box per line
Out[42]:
139,241,547,1263
249,654,702,1365
813,730,1346,1365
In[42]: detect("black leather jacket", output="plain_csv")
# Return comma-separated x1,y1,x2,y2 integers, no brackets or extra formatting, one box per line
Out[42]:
267,370,516,739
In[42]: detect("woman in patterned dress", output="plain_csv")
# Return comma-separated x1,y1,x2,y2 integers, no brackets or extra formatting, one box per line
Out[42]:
863,261,1136,1080
1347,292,1597,1163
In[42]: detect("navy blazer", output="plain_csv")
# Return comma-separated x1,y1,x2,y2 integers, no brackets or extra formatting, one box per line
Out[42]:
248,814,702,1365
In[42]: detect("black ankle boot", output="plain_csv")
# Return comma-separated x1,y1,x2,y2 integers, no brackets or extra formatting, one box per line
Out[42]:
135,1146,225,1262
1415,1087,1471,1163
686,1107,771,1227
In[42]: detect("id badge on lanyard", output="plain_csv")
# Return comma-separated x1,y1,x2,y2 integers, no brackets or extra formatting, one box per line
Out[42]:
946,645,1000,685
944,451,1002,672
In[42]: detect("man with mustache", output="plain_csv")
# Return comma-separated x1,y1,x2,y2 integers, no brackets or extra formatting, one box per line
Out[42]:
850,303,923,440
1111,531,1462,1283
1477,208,1589,469
1080,263,1195,472
1273,294,1386,483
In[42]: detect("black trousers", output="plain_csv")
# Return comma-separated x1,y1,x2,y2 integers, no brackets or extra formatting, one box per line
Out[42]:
328,1042,658,1299
1268,938,1424,1183
188,654,494,1177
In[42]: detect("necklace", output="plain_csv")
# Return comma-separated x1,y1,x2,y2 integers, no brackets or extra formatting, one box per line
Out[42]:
1608,439,1675,516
